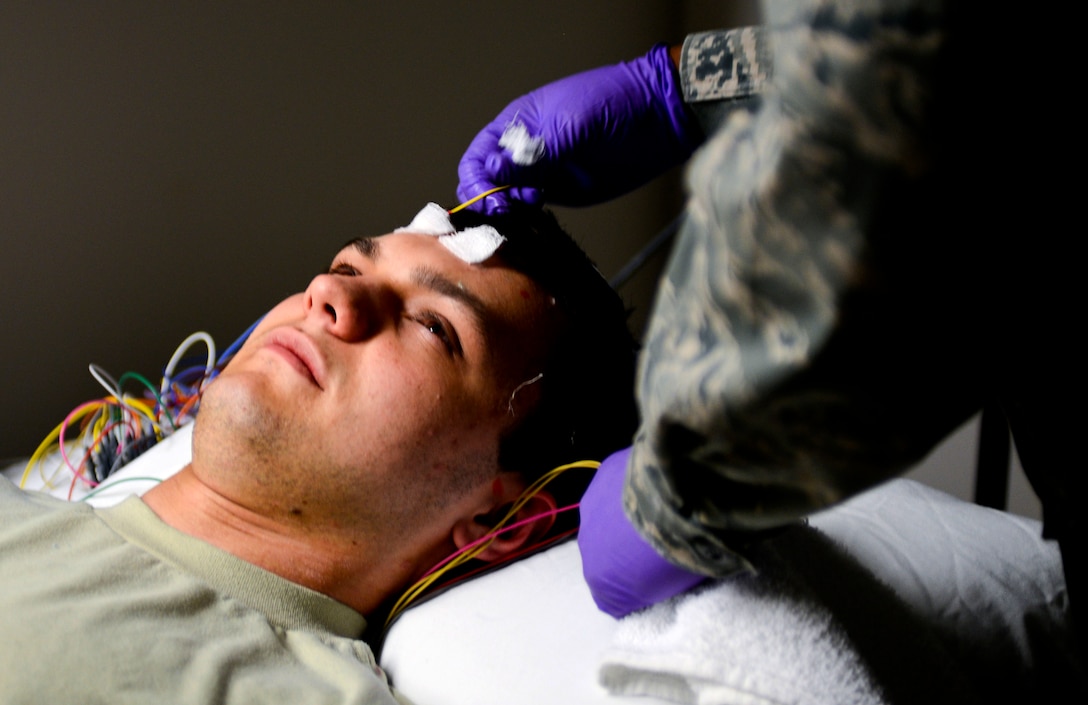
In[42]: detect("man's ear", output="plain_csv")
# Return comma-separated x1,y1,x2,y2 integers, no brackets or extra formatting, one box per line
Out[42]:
451,473,558,563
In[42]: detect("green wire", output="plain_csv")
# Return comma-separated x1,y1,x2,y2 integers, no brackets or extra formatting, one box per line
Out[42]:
79,476,163,502
117,371,176,430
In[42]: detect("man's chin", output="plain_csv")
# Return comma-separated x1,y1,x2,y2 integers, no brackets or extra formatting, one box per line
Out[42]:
191,383,296,470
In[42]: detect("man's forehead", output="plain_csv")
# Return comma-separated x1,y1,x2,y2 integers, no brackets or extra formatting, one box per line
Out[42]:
350,232,524,288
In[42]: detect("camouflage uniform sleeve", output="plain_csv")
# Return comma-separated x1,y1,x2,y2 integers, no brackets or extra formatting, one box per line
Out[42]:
678,27,772,137
627,0,965,576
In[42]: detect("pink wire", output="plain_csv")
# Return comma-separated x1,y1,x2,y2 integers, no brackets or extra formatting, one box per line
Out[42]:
58,400,112,480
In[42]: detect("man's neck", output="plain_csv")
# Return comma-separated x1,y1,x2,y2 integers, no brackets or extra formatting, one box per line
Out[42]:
141,466,412,616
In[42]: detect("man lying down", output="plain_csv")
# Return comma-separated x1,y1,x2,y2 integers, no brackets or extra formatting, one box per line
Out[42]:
0,205,639,704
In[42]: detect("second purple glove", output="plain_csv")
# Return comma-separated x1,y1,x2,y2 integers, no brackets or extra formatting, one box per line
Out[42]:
578,447,706,618
456,43,703,215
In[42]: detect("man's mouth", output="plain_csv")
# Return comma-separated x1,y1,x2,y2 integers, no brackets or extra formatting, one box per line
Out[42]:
264,329,326,389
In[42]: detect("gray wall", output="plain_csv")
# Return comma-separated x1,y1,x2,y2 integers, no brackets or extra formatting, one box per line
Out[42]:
906,415,1039,520
1,2,1039,520
2,0,749,458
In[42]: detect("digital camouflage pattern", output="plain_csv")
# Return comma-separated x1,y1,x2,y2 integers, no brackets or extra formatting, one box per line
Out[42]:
623,0,1061,577
677,27,771,141
680,27,771,103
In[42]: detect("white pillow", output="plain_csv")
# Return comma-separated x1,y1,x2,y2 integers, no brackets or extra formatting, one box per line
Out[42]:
808,478,1079,696
381,539,668,705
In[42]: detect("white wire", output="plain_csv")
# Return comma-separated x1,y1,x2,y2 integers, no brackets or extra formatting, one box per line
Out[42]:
87,364,128,444
88,363,123,401
161,331,217,395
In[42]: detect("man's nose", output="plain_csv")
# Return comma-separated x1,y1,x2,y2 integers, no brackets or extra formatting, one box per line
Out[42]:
304,274,383,341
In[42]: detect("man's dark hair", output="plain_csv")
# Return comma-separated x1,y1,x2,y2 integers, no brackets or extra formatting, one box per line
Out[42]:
449,206,640,503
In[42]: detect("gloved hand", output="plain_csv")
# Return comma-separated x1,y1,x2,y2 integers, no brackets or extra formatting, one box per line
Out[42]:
578,447,706,618
456,43,703,215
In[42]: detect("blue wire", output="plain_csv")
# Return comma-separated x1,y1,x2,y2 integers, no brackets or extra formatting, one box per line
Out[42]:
208,314,266,379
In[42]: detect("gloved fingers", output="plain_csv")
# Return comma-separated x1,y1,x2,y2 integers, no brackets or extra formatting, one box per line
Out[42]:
580,447,631,517
471,186,543,215
587,535,707,618
579,447,706,618
456,141,501,202
506,185,544,206
455,178,502,213
457,145,546,214
454,179,544,215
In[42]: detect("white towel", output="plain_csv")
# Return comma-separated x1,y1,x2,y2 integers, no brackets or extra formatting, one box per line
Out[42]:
598,521,987,705
599,526,885,705
598,479,1088,705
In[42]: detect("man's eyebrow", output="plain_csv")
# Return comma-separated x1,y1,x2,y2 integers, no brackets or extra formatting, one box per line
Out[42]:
411,266,493,342
347,237,378,260
343,236,495,343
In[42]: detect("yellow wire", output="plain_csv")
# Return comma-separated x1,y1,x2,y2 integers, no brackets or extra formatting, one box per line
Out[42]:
386,465,561,625
447,185,511,214
384,459,600,628
21,422,65,488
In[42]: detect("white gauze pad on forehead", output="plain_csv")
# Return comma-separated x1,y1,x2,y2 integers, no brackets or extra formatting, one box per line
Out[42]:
395,203,506,264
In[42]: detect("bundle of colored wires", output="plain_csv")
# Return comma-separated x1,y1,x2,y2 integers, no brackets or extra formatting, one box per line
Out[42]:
20,318,262,498
384,458,599,629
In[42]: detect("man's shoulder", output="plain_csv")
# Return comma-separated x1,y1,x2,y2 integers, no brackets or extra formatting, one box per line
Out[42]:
0,474,97,528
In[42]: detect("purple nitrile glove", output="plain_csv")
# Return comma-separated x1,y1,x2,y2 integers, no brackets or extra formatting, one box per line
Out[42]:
578,447,706,618
456,43,703,215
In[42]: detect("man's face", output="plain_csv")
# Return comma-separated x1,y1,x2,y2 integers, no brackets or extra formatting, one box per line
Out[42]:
192,231,561,544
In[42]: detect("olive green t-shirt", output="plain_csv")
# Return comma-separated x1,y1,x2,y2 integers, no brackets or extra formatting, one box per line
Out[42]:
0,477,410,704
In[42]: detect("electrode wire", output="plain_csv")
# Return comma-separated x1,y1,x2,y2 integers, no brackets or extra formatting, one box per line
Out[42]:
385,458,599,628
447,185,511,214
